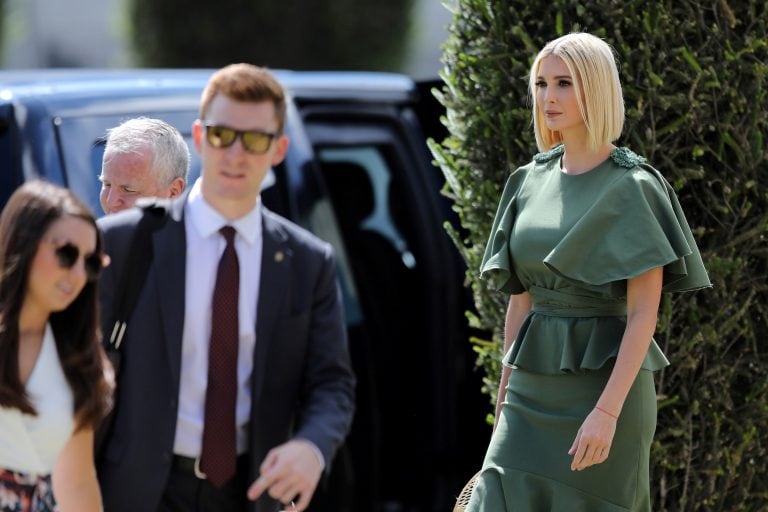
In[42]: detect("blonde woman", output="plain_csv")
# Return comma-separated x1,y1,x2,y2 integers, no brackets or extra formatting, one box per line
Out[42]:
468,33,710,511
0,181,112,511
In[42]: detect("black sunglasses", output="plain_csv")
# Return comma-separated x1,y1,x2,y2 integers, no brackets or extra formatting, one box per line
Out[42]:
204,124,278,155
53,243,103,281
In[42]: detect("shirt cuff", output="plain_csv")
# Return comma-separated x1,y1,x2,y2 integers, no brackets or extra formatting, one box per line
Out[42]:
298,439,326,471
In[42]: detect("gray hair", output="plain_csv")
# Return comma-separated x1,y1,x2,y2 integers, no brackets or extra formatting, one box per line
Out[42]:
103,117,190,185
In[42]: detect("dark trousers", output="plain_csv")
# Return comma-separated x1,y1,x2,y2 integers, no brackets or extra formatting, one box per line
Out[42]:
157,455,250,512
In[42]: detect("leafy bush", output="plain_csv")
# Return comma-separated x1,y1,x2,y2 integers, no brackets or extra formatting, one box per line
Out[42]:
429,1,768,510
128,0,413,71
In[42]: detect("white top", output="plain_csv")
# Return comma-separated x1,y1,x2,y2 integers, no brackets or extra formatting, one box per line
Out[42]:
174,178,262,457
0,324,74,475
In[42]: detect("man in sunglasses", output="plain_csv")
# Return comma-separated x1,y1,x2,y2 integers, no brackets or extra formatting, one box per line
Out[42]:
96,64,355,512
99,117,190,215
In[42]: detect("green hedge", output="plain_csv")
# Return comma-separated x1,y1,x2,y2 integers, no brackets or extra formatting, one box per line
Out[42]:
128,0,413,71
429,1,767,510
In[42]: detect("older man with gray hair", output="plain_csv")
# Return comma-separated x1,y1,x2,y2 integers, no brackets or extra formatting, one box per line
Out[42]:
99,117,190,214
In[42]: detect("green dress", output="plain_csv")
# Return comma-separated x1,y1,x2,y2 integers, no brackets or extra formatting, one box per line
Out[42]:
468,146,710,512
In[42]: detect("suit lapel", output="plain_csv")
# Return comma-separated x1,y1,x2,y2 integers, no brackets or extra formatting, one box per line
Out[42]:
153,196,188,386
252,210,290,406
149,201,290,407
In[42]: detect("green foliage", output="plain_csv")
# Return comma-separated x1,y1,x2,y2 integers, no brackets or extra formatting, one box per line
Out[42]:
430,0,768,510
128,0,413,71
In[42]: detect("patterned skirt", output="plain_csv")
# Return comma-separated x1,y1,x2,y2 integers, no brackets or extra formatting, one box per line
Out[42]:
0,469,56,512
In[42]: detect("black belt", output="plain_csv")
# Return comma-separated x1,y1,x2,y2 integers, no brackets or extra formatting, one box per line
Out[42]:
172,454,249,480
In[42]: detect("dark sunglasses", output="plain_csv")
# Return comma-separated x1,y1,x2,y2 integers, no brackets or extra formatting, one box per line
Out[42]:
53,243,103,281
204,124,278,155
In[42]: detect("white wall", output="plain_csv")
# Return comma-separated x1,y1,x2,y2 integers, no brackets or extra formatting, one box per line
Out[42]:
2,0,128,68
402,0,452,79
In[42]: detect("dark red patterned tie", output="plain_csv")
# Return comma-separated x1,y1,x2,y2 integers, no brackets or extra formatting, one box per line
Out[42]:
200,226,239,487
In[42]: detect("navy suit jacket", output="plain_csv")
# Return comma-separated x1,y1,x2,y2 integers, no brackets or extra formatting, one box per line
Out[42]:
96,194,356,512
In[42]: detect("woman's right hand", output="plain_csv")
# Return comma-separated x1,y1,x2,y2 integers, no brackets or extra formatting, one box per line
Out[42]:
567,407,617,471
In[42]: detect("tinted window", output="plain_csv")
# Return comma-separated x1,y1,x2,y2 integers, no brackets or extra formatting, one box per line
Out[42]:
0,107,18,207
318,146,416,269
55,112,200,215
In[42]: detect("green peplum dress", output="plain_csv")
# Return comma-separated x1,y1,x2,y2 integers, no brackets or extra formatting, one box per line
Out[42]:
467,145,710,512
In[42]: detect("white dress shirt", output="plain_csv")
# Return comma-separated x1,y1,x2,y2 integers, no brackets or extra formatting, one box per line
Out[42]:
173,179,262,457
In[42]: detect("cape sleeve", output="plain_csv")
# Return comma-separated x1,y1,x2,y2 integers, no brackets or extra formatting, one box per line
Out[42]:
543,164,711,293
479,165,530,294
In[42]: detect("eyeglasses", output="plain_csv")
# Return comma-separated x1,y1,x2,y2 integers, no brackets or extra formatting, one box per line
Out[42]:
204,124,278,154
52,242,103,281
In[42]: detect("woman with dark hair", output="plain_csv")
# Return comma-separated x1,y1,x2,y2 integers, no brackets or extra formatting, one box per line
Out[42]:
0,180,112,511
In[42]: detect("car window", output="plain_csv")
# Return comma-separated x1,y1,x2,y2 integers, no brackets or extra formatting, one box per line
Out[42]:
0,107,17,208
55,112,200,216
318,145,416,269
89,136,201,196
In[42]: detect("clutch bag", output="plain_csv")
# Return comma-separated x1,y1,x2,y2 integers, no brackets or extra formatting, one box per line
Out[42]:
453,471,480,512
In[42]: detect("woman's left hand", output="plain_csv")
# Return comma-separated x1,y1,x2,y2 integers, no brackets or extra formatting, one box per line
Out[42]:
568,408,617,471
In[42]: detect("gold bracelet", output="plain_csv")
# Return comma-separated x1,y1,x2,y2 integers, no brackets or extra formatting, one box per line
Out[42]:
595,406,618,420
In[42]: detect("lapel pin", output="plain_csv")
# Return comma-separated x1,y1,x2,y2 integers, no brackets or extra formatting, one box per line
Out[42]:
274,251,284,262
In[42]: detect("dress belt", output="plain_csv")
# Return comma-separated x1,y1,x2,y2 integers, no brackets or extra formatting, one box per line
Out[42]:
528,285,626,318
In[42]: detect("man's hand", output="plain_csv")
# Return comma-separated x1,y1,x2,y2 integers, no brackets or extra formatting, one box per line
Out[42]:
247,439,323,510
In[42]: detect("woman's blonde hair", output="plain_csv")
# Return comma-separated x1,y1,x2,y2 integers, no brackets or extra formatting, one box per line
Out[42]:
529,32,625,152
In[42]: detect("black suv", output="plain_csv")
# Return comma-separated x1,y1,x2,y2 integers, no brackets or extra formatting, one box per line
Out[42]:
0,69,488,512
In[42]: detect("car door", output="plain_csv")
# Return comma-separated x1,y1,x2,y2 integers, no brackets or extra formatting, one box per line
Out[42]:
282,100,483,512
